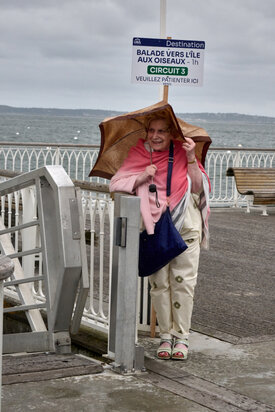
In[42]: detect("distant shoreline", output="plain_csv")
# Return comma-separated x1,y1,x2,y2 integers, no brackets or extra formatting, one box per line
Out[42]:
0,104,275,124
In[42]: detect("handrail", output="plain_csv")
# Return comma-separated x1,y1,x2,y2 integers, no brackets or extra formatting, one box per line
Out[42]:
0,169,110,193
0,169,20,178
209,147,275,152
0,141,274,151
0,141,99,148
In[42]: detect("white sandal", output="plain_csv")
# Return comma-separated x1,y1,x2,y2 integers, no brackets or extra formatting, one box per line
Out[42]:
172,339,189,360
157,339,173,360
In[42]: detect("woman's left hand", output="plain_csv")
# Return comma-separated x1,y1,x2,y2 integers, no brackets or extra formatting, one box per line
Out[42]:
182,137,196,162
182,137,202,192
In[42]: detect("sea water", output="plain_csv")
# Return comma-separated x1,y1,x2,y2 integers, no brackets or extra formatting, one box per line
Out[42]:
0,112,274,149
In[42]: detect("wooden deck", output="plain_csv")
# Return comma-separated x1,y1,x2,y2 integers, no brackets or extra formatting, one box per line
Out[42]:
192,207,275,343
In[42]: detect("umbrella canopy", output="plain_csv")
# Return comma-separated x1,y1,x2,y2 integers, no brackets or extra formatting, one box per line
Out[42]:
89,101,212,180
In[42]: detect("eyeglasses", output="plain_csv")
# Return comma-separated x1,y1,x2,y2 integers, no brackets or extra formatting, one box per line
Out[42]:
147,128,170,136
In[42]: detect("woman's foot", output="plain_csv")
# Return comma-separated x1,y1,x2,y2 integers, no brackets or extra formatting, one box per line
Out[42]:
157,339,173,360
172,339,189,360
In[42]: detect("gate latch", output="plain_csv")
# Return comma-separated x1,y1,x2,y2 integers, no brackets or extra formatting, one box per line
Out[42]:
115,217,127,247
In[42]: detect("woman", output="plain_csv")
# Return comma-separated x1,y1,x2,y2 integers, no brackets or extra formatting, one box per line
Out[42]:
110,114,210,360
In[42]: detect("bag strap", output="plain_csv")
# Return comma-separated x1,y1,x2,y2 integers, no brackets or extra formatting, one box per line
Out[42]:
166,141,174,201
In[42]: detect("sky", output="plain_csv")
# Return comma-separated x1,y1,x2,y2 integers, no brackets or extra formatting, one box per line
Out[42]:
1,0,275,116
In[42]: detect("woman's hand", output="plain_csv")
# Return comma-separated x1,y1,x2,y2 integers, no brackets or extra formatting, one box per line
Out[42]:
133,164,157,190
145,164,157,178
182,137,196,162
182,137,203,193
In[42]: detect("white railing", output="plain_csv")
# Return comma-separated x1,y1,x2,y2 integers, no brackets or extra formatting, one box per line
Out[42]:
1,142,274,334
80,192,114,331
206,147,275,206
1,142,275,204
0,142,100,182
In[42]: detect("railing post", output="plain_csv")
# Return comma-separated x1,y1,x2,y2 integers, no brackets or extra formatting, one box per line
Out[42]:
108,193,144,373
54,147,61,165
233,149,242,207
21,187,37,291
0,256,14,412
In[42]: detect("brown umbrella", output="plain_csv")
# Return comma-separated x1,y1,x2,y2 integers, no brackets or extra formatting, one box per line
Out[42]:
89,100,211,180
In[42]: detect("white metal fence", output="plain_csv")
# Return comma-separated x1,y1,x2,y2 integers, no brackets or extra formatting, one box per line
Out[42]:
1,142,275,203
1,142,274,334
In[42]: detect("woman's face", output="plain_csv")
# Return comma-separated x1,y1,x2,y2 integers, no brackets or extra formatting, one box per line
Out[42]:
147,119,172,151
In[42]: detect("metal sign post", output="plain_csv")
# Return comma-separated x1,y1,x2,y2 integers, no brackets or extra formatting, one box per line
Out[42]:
160,0,168,102
131,0,205,104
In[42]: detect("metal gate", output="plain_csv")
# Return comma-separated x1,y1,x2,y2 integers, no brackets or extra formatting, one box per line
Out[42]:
0,166,88,354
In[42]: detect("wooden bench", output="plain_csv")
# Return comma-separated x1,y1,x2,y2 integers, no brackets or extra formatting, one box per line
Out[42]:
226,167,275,215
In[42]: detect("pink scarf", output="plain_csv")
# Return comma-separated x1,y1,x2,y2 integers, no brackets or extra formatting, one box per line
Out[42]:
110,139,209,234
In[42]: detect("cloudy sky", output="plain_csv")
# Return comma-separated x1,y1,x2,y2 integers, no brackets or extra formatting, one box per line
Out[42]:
1,0,275,116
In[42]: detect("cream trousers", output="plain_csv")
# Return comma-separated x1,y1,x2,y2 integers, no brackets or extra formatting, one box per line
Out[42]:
149,196,202,340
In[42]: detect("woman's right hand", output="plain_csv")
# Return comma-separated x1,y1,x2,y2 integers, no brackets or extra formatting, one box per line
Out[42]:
133,164,157,190
145,164,157,177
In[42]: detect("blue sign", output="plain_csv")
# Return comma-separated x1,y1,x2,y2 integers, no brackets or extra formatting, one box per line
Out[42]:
133,37,205,49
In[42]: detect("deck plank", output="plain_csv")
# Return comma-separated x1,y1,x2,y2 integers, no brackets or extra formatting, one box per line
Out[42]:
2,353,103,385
